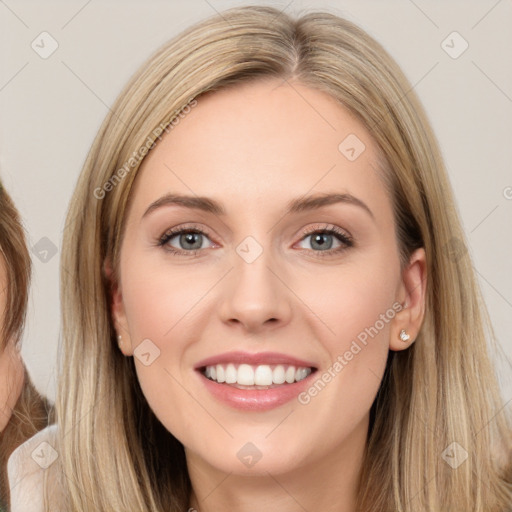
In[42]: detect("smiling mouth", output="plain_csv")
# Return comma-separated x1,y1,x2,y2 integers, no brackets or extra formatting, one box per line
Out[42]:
199,363,317,389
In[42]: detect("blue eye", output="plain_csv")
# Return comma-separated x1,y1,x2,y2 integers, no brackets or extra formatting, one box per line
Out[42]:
157,224,353,257
297,226,353,257
158,226,213,256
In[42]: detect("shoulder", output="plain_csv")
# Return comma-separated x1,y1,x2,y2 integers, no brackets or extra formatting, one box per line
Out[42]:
7,424,59,512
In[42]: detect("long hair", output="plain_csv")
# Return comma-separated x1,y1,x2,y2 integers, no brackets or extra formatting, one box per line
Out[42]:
56,5,511,511
0,180,52,507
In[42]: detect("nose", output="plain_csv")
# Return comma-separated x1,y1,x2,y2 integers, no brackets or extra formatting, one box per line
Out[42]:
218,248,292,334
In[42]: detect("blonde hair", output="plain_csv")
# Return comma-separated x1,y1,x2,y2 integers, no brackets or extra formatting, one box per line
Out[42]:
56,5,511,511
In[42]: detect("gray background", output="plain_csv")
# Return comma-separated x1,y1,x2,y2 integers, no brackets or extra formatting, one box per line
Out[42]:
1,0,511,403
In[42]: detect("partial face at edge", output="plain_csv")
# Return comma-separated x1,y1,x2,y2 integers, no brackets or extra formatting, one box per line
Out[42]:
0,255,24,433
110,79,426,475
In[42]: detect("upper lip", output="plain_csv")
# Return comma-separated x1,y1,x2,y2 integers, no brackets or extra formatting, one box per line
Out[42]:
194,351,318,370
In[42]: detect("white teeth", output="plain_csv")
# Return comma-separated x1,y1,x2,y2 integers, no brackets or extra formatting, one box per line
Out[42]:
216,364,225,383
254,365,273,386
225,363,237,384
272,365,286,384
203,363,313,386
285,366,296,383
295,367,309,381
237,364,255,385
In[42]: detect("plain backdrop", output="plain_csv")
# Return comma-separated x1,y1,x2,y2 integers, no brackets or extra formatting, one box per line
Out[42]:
0,0,511,404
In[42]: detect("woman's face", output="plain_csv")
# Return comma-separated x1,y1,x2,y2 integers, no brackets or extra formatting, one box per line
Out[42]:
0,257,24,433
112,79,426,476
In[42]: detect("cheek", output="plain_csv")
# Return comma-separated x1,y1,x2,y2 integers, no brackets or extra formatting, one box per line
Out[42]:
301,251,399,351
122,258,211,343
0,352,24,432
120,258,213,431
294,255,399,427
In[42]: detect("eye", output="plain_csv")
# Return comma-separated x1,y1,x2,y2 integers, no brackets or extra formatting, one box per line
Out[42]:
157,223,353,258
296,224,353,257
158,225,215,256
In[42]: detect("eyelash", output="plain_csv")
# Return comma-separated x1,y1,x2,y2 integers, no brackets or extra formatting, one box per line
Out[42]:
157,223,354,258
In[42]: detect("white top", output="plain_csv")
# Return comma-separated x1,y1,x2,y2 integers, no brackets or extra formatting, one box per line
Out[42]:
7,424,60,511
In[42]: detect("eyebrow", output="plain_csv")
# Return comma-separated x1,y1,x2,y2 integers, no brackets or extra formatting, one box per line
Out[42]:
142,192,374,220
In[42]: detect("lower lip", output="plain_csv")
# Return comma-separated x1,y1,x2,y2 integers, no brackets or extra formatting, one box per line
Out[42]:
197,370,316,411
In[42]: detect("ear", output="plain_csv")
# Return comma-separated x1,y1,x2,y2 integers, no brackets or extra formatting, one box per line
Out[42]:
103,259,133,357
390,247,427,351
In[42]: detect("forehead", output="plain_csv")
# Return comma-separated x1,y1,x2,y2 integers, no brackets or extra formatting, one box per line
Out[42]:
129,78,391,220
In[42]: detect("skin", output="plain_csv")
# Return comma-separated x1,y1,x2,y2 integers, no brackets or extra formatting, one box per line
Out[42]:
0,257,24,433
111,78,427,512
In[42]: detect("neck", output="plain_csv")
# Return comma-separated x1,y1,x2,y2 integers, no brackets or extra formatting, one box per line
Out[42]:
186,414,368,512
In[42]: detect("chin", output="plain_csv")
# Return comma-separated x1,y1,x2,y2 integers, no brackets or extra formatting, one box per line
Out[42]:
188,439,308,477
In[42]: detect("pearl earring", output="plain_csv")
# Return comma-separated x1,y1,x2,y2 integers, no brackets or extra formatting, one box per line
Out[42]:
399,329,410,342
117,334,123,347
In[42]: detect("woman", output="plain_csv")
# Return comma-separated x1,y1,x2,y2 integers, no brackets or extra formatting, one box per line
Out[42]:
10,5,512,511
0,180,52,510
